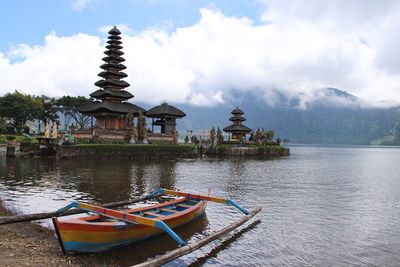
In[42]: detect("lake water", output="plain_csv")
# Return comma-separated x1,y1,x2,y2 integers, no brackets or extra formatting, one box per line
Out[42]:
1,145,400,266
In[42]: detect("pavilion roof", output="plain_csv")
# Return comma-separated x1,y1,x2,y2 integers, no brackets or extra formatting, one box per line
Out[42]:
146,103,186,118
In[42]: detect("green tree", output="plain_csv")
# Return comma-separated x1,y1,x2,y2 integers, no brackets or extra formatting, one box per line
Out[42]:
265,130,275,142
0,91,41,133
35,95,59,132
56,96,91,129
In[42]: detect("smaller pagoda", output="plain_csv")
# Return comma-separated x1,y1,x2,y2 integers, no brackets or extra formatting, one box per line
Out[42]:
146,103,186,135
223,107,252,141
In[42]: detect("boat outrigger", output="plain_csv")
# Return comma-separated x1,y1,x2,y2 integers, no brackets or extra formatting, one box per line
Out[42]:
52,188,252,254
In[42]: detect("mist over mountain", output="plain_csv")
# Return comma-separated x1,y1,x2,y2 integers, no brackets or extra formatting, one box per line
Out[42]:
139,88,400,145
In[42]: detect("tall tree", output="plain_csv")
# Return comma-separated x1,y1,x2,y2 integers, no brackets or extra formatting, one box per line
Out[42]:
35,95,59,132
56,96,92,129
0,91,41,133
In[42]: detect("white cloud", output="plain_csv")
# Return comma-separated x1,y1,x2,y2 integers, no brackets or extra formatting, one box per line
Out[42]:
0,32,102,97
2,3,400,107
71,0,95,11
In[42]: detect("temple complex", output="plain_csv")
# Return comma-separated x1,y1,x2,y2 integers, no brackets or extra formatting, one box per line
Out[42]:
146,103,186,135
223,107,252,141
79,26,145,131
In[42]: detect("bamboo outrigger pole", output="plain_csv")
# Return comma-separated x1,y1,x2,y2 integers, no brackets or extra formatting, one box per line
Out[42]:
131,207,262,267
0,192,163,225
154,188,250,215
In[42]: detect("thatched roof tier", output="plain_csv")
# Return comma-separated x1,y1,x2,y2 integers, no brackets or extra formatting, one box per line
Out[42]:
94,79,130,88
108,35,121,40
107,39,122,45
79,101,145,115
223,124,252,133
104,49,123,56
229,116,246,122
90,89,133,100
98,70,127,79
231,107,244,115
108,26,121,35
100,63,126,70
102,55,125,63
106,44,123,50
146,103,186,118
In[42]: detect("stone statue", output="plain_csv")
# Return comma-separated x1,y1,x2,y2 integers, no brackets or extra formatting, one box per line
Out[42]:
210,126,216,147
51,122,58,139
217,127,224,144
44,122,50,138
125,110,135,129
126,111,137,143
137,111,148,144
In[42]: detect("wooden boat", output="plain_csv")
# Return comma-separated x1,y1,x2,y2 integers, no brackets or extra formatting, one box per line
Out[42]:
53,189,249,254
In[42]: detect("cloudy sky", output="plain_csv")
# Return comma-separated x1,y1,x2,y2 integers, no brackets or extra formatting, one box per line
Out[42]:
1,0,400,107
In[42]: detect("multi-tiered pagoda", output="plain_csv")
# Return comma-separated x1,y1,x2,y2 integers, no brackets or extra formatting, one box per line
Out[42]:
223,107,252,141
79,26,145,130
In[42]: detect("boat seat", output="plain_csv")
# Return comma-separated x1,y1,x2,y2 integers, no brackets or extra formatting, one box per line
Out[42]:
143,211,160,217
177,203,193,208
160,208,177,213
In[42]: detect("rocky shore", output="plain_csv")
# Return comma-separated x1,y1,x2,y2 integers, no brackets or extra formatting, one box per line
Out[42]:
0,201,117,267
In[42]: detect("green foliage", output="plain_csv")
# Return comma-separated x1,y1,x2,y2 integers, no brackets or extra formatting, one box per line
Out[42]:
35,95,59,126
0,91,42,133
56,96,91,129
6,135,16,141
74,138,126,145
0,135,37,144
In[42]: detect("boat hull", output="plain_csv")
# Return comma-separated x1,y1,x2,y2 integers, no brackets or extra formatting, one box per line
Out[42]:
53,198,206,253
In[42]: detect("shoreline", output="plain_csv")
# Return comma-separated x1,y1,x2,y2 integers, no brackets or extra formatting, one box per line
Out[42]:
0,200,116,267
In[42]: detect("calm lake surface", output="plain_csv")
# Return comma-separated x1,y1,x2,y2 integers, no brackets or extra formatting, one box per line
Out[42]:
1,145,400,266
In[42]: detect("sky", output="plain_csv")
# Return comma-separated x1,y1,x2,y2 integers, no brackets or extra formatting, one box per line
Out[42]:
1,0,400,107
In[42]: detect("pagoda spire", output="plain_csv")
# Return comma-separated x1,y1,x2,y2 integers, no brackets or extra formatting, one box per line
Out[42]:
94,26,130,92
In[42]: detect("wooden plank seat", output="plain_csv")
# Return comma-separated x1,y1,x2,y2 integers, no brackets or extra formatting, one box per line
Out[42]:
143,211,160,217
177,203,193,208
160,208,177,213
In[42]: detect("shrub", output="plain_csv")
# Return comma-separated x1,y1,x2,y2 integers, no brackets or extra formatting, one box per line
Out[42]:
6,135,16,141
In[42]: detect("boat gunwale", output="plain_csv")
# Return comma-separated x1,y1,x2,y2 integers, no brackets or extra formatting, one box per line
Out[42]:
57,197,205,227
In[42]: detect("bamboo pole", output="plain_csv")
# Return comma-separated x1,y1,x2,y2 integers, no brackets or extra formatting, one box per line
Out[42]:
131,207,262,267
0,193,162,225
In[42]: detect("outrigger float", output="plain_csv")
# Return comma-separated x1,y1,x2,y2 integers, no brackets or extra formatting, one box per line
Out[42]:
52,188,259,254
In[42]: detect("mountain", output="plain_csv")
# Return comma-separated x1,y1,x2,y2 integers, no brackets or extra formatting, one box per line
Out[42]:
139,88,400,145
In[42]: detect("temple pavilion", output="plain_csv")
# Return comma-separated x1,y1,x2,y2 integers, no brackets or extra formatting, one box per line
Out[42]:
146,103,186,135
79,26,145,130
223,107,252,141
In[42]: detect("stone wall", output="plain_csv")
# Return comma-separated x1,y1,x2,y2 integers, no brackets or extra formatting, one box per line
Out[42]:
57,144,197,160
204,144,290,157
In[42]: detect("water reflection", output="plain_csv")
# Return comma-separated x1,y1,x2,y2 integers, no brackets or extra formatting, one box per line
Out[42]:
2,146,400,266
129,160,177,196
